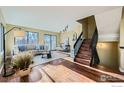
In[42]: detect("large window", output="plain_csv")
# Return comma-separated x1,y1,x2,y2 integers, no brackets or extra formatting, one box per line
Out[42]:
44,34,57,50
25,31,38,44
15,31,38,45
0,24,4,52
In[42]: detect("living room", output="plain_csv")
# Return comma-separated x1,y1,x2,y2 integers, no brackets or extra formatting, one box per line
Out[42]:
0,6,124,82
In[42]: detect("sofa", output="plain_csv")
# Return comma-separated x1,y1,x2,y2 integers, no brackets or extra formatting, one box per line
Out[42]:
12,44,49,56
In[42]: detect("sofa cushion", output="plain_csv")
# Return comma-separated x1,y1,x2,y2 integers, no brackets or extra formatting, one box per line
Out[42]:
13,44,48,56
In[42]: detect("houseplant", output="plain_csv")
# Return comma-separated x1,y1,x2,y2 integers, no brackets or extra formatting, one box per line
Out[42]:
13,52,33,77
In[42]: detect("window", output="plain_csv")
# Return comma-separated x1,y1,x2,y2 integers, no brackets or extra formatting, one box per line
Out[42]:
0,24,4,52
44,34,57,50
15,31,38,45
51,35,57,50
26,31,38,44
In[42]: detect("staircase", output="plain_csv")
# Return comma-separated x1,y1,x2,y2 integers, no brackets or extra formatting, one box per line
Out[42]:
74,39,91,65
74,28,100,66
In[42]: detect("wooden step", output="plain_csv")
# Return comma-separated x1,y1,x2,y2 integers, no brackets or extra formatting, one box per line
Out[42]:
74,58,90,66
80,47,91,51
79,51,91,56
81,44,90,48
76,53,91,60
84,39,92,42
83,39,91,44
74,39,92,66
82,42,90,45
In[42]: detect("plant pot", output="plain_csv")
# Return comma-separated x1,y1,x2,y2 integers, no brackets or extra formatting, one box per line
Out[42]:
16,67,32,77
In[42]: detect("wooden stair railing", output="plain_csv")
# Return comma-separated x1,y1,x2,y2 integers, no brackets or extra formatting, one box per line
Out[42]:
74,31,84,57
90,28,100,66
74,28,100,66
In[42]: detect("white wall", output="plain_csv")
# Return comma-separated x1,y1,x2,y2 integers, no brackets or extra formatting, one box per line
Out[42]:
95,7,122,41
120,7,124,46
119,7,124,72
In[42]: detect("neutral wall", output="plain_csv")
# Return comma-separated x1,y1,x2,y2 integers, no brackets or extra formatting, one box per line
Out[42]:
78,16,96,39
60,23,82,50
77,15,120,71
97,42,119,71
60,16,95,50
95,7,122,41
81,18,88,39
120,7,124,46
6,24,60,55
87,16,96,39
119,7,124,72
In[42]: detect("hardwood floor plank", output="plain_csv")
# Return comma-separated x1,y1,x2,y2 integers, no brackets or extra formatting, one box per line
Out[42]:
1,58,124,82
41,58,124,82
42,64,95,82
64,57,124,81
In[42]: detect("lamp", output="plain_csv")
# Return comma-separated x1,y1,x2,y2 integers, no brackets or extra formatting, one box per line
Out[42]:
2,26,24,77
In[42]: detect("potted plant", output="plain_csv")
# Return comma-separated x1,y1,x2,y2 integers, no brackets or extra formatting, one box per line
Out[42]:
13,52,33,77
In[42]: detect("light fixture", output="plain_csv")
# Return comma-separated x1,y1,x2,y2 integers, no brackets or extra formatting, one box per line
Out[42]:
61,25,69,33
2,26,25,77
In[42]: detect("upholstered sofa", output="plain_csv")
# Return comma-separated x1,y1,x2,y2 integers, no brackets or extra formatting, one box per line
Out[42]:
12,44,48,56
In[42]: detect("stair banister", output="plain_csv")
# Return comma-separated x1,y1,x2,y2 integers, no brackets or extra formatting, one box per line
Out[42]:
74,31,84,57
90,28,100,66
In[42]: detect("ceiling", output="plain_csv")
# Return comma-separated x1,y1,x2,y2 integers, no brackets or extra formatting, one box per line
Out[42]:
0,6,121,32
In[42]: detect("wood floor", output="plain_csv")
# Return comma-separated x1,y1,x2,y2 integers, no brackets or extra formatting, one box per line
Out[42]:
0,58,124,82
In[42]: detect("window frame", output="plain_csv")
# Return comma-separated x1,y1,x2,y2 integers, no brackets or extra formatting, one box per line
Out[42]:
14,31,39,45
